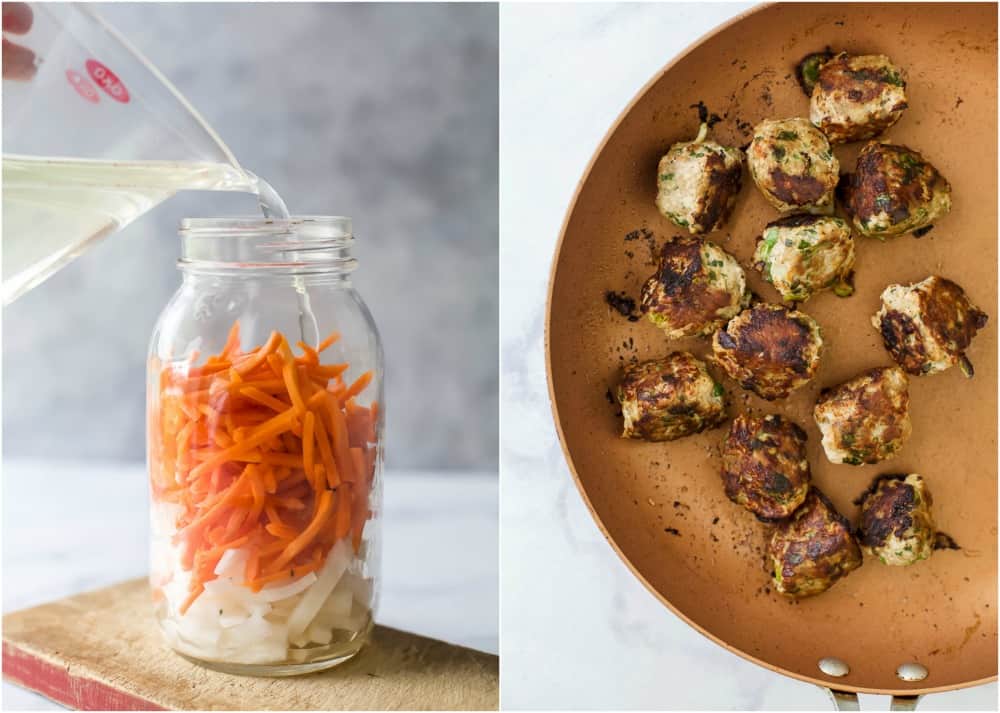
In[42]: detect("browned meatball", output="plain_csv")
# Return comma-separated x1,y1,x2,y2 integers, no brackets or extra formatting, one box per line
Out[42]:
711,304,823,400
640,236,749,338
809,53,908,143
840,142,951,239
856,474,935,566
747,118,839,214
720,413,810,521
873,276,989,378
655,123,745,234
813,366,911,465
617,352,727,441
768,488,863,597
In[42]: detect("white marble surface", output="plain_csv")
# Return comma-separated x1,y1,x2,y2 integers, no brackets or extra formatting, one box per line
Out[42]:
2,460,497,710
499,3,996,710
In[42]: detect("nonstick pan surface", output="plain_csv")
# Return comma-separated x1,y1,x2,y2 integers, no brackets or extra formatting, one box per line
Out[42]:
546,2,997,695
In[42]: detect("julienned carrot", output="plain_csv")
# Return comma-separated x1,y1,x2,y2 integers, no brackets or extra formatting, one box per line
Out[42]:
150,321,378,614
271,489,334,571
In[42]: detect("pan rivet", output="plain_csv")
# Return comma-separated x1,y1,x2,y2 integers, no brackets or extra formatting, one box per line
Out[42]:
897,662,928,682
818,657,850,677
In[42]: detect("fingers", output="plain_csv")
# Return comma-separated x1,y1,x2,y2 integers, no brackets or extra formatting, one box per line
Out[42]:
2,2,33,34
3,37,36,80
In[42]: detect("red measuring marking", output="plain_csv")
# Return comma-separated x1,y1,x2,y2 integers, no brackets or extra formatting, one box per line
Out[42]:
65,69,99,103
85,59,130,103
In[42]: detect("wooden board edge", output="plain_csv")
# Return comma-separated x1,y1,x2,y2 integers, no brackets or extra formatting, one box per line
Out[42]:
3,640,166,711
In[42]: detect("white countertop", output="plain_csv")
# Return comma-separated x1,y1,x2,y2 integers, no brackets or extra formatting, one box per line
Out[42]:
498,3,996,710
2,460,497,711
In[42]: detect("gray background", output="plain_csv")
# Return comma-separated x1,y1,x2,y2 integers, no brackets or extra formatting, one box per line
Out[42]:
3,3,498,472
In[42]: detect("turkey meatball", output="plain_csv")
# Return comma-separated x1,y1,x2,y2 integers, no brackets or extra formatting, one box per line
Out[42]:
720,413,810,521
813,366,911,465
656,123,745,234
856,473,935,566
753,214,855,302
840,142,952,238
747,118,839,214
712,304,823,400
768,488,863,597
640,236,750,338
810,53,908,144
873,275,988,378
617,352,727,441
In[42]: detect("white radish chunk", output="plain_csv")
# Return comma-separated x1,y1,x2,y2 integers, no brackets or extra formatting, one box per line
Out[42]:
287,540,352,638
258,571,318,602
214,548,249,578
306,621,334,645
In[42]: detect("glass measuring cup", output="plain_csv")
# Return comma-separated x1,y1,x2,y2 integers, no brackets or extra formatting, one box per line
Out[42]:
1,3,286,304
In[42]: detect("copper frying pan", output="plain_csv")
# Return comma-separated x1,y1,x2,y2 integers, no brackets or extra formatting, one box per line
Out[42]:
546,2,997,704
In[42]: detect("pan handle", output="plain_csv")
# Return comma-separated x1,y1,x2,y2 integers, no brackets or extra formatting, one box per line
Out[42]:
825,690,922,711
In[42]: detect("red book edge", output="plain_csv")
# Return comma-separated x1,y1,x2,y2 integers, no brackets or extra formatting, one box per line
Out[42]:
3,641,166,711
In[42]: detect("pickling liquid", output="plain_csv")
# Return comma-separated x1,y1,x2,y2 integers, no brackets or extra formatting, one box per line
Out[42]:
1,155,290,304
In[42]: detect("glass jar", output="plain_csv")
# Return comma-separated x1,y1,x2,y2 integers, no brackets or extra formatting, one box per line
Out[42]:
147,216,383,676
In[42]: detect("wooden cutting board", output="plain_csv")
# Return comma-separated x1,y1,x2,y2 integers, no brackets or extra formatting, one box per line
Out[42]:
2,579,498,711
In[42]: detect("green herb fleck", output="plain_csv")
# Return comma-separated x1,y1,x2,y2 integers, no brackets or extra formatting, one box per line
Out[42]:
660,173,674,181
773,146,786,161
882,69,905,87
833,281,854,298
712,382,725,399
777,130,799,141
895,152,923,183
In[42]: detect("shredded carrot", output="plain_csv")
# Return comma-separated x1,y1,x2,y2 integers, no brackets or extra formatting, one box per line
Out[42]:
316,331,341,353
240,386,290,413
342,371,374,403
301,411,316,488
150,320,379,610
313,416,340,488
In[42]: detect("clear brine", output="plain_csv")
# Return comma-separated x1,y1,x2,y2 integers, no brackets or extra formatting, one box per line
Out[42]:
1,155,289,304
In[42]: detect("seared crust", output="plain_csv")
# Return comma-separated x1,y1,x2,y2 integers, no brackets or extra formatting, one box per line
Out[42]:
856,474,935,566
810,53,908,143
641,236,749,338
842,142,951,238
874,276,988,376
617,352,727,441
656,137,745,234
696,150,744,232
721,413,811,520
712,304,823,400
768,488,863,597
747,118,839,214
813,366,911,465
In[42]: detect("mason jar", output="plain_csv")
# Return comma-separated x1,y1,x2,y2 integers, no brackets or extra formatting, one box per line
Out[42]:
147,216,383,675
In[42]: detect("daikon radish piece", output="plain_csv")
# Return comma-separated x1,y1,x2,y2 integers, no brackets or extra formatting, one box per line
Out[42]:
306,621,334,645
214,548,249,578
257,571,318,602
345,601,371,632
312,587,354,631
340,573,375,607
203,578,258,611
171,613,222,649
248,601,273,618
219,608,251,628
287,540,351,638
